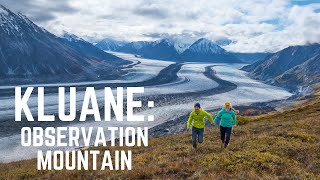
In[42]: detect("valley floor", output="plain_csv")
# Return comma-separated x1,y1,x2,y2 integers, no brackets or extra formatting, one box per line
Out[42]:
0,53,292,163
1,93,319,179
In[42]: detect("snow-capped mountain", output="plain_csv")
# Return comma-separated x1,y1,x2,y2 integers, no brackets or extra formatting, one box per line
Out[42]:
61,31,85,42
94,35,196,57
181,38,242,63
95,38,127,51
94,37,244,63
60,31,127,66
138,39,181,61
184,38,225,54
162,36,196,54
95,37,185,60
0,5,128,85
0,5,48,36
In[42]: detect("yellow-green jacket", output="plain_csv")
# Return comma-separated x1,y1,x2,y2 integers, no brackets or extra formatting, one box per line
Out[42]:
187,108,214,129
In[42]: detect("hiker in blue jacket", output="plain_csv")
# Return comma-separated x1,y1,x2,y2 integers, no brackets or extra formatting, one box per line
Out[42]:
214,102,237,149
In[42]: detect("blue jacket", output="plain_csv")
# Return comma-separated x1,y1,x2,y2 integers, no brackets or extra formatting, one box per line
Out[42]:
214,109,237,127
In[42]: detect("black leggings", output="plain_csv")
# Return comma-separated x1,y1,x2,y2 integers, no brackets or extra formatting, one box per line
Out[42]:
220,126,232,145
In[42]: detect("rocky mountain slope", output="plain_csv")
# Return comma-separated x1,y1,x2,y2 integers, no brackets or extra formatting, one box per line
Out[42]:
0,5,129,85
180,38,242,63
242,43,320,92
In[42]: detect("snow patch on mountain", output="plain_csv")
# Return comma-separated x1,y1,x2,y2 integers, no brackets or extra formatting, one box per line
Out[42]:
188,38,225,54
95,38,127,51
161,36,197,53
61,31,84,42
0,5,9,16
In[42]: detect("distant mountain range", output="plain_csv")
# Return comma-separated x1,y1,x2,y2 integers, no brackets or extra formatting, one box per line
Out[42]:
60,32,126,67
137,39,181,61
242,43,320,93
95,37,249,63
2,3,319,94
180,38,241,63
95,38,127,51
95,37,270,64
118,41,152,54
0,5,129,85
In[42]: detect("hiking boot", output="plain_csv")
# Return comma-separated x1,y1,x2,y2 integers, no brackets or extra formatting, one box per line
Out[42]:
192,144,197,150
224,143,228,149
221,143,224,150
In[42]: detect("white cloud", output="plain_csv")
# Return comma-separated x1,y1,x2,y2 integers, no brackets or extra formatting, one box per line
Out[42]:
288,4,320,44
1,0,320,52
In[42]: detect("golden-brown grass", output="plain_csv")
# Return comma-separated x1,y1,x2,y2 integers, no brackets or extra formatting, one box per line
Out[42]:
1,97,320,180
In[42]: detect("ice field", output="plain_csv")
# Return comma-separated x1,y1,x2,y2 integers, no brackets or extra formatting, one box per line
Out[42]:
0,53,292,162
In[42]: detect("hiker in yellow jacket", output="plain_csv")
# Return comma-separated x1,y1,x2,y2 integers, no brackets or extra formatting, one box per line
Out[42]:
187,103,214,149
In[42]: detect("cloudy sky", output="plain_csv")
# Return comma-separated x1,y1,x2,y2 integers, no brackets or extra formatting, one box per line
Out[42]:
1,0,319,52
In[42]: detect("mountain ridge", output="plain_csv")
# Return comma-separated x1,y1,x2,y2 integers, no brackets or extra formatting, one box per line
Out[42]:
0,5,129,85
242,43,320,93
180,38,242,63
95,37,243,63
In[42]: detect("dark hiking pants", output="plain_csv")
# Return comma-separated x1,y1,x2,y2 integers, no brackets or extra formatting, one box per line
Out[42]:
192,126,204,148
220,126,232,145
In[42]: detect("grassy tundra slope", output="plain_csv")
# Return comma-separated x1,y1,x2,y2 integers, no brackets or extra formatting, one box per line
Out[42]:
1,93,320,179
